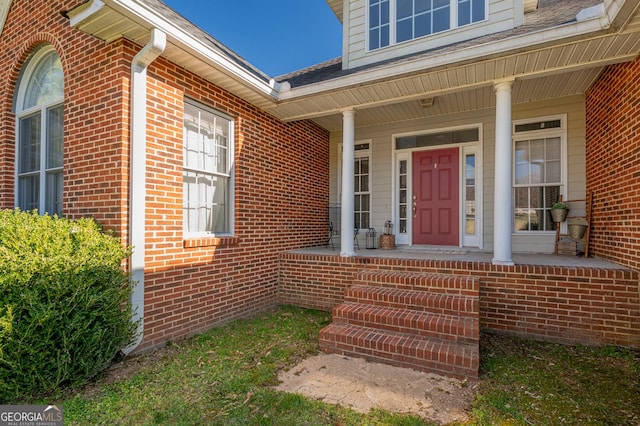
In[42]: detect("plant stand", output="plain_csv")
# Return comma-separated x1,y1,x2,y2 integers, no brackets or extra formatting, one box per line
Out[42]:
554,193,592,257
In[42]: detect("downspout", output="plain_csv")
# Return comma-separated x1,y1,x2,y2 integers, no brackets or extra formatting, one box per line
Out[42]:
124,28,166,354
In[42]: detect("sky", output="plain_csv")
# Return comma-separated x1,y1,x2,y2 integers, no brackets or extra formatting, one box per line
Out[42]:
162,0,343,77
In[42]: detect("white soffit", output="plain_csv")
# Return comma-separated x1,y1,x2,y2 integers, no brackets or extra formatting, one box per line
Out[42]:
309,67,603,131
326,0,343,23
68,0,279,111
269,30,640,122
524,0,539,13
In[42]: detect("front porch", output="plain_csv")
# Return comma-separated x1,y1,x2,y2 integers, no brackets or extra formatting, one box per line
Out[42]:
279,246,639,350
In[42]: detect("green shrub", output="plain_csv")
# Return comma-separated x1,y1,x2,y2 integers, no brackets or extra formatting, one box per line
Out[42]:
0,209,137,403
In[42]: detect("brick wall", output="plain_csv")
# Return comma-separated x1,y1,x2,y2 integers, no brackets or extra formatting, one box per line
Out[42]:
0,0,130,236
280,253,640,348
586,55,640,271
139,58,330,349
1,0,330,351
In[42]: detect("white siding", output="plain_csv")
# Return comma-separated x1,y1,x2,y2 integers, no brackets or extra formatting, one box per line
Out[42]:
329,95,587,254
344,0,519,69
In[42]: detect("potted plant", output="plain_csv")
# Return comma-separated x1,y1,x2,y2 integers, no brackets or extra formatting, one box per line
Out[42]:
550,202,569,223
568,217,588,240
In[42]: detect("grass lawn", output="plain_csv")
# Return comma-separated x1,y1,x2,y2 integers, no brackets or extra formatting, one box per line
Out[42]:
50,307,639,425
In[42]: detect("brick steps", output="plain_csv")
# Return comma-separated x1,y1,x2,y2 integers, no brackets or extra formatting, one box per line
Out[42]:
319,270,480,379
345,284,478,317
332,302,478,343
319,323,478,379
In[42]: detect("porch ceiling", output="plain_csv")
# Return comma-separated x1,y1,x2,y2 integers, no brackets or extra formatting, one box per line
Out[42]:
267,30,640,129
308,67,604,131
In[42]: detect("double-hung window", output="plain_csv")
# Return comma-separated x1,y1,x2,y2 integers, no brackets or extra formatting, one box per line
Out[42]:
15,46,64,215
369,0,487,50
513,117,565,232
183,101,234,236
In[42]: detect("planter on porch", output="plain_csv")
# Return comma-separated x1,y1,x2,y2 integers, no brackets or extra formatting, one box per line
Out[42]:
379,234,395,250
551,203,569,222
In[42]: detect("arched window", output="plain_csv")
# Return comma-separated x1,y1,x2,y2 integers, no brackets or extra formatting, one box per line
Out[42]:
15,46,64,215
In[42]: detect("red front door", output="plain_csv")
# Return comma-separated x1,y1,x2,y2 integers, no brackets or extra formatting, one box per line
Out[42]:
412,148,460,245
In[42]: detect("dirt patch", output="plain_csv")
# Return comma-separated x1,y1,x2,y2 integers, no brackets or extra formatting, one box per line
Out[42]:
275,353,477,424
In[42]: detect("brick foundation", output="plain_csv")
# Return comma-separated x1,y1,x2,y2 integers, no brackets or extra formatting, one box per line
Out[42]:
279,252,640,348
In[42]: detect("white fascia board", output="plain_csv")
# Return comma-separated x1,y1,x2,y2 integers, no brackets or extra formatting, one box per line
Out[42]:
100,0,280,102
280,4,616,101
0,0,12,37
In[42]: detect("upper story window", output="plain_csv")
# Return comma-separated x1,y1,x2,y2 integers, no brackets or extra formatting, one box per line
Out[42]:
183,100,234,236
369,0,486,50
15,46,64,215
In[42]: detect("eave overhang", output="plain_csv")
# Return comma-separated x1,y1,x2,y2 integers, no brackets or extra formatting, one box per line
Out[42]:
67,0,281,111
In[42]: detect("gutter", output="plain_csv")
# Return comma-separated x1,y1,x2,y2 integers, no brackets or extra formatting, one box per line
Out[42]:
124,27,166,354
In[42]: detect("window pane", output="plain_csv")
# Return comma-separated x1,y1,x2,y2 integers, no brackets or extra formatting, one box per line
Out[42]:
361,212,370,229
433,0,450,33
397,0,413,19
472,0,485,22
23,50,63,110
361,175,369,192
415,0,429,14
399,159,407,174
18,175,39,211
414,12,431,38
47,105,63,169
546,137,561,160
361,158,369,174
46,171,63,215
458,0,471,26
381,1,389,23
397,18,413,42
19,113,41,174
370,3,380,24
380,26,390,47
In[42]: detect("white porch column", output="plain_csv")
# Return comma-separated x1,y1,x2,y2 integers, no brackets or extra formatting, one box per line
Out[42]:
340,109,356,257
493,80,515,266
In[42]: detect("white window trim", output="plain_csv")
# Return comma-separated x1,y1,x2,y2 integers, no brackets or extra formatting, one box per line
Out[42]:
183,99,235,238
366,0,488,52
14,46,64,214
392,123,483,248
512,114,568,235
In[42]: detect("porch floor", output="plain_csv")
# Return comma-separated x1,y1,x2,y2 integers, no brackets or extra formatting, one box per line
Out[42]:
294,245,627,269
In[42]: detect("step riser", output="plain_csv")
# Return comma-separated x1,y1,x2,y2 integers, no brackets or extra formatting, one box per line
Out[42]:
319,324,478,380
355,270,479,295
345,285,478,318
332,305,478,343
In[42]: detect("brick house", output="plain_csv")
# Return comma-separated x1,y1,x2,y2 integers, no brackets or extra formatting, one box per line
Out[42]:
1,0,639,378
